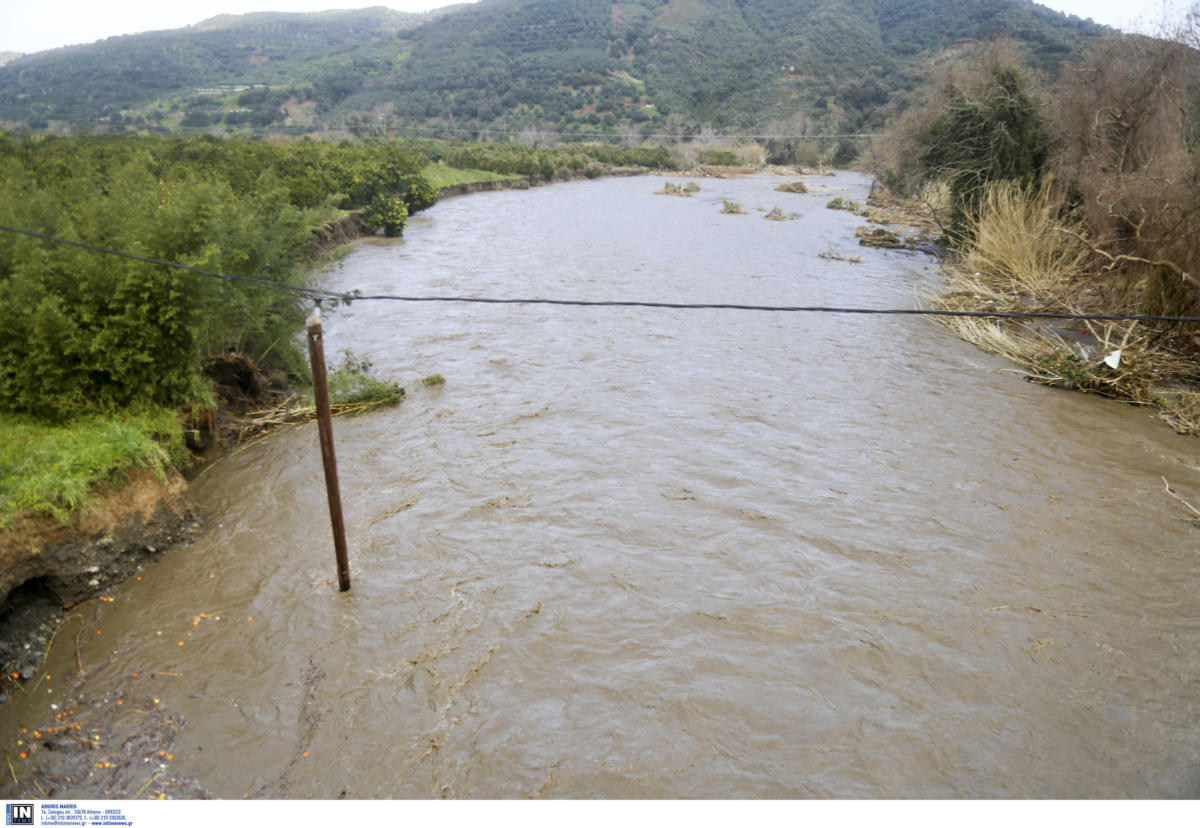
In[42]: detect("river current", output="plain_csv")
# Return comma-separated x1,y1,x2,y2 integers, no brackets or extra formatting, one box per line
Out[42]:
4,172,1199,798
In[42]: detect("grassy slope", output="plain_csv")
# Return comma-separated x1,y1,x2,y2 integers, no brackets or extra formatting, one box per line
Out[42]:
419,163,519,189
0,409,186,527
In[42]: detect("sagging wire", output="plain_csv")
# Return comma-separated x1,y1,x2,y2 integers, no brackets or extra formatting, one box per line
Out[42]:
4,224,1200,325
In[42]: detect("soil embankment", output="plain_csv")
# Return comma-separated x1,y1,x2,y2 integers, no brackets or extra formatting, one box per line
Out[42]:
0,471,198,699
306,210,368,262
0,351,290,700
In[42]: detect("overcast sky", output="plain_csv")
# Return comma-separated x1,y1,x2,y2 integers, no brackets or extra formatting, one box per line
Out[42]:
0,0,1190,56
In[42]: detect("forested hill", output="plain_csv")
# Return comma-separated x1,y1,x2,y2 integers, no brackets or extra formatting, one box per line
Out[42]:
0,0,1107,137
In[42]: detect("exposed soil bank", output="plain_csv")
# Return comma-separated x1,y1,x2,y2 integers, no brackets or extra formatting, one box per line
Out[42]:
306,210,368,262
0,471,199,701
0,352,292,704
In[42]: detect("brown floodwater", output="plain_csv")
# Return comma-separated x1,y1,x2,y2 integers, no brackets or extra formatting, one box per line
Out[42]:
4,173,1199,798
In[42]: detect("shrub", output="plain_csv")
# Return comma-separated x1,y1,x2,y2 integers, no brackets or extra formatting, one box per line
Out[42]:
698,150,739,166
400,175,439,214
1052,36,1200,321
917,64,1054,241
364,193,408,237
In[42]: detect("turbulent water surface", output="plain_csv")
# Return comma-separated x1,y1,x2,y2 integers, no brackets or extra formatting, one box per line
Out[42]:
4,173,1199,798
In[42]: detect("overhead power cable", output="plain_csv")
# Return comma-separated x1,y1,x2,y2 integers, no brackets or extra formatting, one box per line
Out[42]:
330,294,1200,324
3,223,1200,325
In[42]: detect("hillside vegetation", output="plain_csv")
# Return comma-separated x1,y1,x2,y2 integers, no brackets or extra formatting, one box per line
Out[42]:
0,0,1107,143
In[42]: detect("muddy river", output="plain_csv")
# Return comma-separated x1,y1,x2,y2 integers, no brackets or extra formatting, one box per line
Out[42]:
3,173,1199,798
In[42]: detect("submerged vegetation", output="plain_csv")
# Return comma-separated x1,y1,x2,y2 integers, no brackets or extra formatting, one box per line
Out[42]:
655,180,700,196
775,181,809,194
826,196,861,211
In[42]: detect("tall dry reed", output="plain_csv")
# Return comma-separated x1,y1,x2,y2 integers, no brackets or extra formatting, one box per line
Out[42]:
959,180,1089,302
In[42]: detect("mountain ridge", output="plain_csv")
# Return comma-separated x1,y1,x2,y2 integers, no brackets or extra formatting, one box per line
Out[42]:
0,0,1110,136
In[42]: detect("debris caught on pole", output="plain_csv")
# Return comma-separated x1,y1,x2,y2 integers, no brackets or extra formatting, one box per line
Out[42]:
306,309,351,592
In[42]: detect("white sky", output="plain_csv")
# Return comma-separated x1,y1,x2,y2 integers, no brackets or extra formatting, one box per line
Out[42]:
0,0,1189,56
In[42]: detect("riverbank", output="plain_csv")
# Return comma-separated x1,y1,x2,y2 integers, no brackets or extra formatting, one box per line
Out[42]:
908,181,1200,436
0,227,359,697
0,470,199,702
0,161,556,690
858,180,1200,435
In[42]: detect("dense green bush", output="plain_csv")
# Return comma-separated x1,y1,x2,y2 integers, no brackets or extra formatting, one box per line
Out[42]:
0,133,438,421
916,66,1053,240
698,150,740,166
441,141,678,180
364,194,409,237
399,174,439,213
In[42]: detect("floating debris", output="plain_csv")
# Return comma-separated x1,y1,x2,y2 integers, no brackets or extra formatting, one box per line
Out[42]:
817,243,862,263
4,688,207,799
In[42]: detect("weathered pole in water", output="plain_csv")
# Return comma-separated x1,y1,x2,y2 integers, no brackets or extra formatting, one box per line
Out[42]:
306,310,351,592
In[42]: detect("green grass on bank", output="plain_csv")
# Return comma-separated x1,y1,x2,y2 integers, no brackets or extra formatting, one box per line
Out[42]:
419,163,520,190
0,409,187,528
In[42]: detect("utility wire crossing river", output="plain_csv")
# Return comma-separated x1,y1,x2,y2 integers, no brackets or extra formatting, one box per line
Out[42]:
3,172,1199,798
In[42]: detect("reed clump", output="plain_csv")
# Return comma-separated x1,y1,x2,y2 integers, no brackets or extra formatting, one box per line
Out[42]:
930,179,1199,430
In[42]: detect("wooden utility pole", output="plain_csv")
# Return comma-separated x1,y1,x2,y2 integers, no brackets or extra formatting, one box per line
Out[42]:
306,310,351,592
